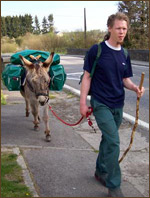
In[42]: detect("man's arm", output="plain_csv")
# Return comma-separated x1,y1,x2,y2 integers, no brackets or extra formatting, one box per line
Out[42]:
80,71,91,117
123,77,145,97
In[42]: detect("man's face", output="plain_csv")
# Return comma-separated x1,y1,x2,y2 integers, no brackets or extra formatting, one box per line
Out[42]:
108,19,128,45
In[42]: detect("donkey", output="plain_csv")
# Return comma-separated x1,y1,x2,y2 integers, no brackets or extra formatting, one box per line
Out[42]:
19,52,54,142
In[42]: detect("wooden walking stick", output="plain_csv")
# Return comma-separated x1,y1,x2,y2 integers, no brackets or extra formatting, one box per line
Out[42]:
119,72,145,163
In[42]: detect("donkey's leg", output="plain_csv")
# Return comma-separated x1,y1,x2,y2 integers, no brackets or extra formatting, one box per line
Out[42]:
30,102,40,130
43,104,51,142
25,98,30,117
20,89,30,117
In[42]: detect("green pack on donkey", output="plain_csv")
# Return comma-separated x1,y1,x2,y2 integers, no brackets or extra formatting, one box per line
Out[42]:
2,49,66,91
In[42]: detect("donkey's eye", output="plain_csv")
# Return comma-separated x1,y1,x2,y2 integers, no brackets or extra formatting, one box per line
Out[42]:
45,80,49,85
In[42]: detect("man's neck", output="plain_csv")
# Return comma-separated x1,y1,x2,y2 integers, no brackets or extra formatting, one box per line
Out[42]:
105,40,121,51
107,38,122,48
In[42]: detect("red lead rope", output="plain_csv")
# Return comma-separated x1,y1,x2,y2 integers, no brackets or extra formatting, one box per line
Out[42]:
48,105,96,132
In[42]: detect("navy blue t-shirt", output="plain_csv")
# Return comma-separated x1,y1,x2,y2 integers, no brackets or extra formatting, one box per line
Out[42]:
83,41,133,108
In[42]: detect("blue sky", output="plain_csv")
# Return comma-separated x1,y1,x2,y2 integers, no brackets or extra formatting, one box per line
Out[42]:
1,1,118,32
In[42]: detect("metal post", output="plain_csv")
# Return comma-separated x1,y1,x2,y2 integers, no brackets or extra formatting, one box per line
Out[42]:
84,8,87,48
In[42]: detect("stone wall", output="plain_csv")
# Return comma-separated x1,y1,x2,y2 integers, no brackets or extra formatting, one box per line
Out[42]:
128,50,149,62
67,48,149,62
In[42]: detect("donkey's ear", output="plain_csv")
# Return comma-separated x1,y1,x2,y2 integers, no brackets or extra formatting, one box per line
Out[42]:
19,55,34,69
43,52,54,68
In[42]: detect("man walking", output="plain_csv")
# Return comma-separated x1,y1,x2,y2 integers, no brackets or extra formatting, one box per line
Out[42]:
80,12,145,197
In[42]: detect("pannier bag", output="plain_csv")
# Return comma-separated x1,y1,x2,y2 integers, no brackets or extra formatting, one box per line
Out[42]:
10,49,60,66
2,50,66,91
49,64,67,91
2,64,25,91
2,63,66,91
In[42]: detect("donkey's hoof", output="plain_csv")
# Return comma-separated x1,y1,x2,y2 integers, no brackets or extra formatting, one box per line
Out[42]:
46,135,51,142
26,112,30,117
34,126,39,131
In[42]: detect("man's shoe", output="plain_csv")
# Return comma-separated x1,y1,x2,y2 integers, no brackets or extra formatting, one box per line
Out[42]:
94,172,106,187
108,187,124,197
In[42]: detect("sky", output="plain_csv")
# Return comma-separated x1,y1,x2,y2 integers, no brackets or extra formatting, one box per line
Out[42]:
1,1,118,32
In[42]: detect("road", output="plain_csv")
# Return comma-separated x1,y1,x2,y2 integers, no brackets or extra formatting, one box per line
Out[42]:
60,55,149,124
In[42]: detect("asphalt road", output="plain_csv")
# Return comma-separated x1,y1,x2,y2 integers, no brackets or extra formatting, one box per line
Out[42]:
60,55,149,124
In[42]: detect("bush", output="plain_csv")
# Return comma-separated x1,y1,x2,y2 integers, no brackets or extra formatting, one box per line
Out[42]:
1,37,18,53
20,33,43,50
40,33,67,53
1,30,106,54
1,43,18,53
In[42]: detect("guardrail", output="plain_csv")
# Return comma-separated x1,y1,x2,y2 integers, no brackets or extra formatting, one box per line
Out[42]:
1,55,12,72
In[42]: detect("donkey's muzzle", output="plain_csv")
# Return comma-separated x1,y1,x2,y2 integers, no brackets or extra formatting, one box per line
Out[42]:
38,94,49,106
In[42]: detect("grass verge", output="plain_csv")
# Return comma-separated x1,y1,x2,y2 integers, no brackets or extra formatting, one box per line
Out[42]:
1,90,7,105
1,152,32,197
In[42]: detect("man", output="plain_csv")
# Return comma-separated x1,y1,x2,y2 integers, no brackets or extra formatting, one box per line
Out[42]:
80,12,145,197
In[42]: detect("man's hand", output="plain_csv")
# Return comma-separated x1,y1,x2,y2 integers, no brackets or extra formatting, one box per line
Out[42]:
80,103,89,117
135,86,145,98
123,78,145,98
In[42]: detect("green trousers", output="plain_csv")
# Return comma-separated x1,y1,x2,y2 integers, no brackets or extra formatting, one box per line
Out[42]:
91,97,123,189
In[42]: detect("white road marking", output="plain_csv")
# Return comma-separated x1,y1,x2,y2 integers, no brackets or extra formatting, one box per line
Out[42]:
67,77,80,81
67,72,83,75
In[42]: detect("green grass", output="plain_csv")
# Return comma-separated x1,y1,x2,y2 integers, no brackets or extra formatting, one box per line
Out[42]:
67,92,75,99
49,93,57,99
1,152,32,197
1,91,7,105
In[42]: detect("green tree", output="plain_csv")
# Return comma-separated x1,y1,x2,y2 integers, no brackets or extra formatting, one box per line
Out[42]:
11,16,20,38
34,15,41,34
41,16,49,34
1,17,7,36
1,14,34,38
5,16,13,38
118,1,149,49
24,14,33,33
48,14,54,32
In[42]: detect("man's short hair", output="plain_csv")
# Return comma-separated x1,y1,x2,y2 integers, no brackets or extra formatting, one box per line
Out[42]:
107,12,129,28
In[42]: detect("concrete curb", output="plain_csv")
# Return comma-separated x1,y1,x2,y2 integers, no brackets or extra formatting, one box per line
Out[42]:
63,84,149,131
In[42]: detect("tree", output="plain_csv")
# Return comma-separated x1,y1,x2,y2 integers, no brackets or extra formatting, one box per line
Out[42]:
1,17,7,36
1,14,34,38
41,16,49,34
24,14,33,33
34,15,41,34
118,1,149,49
5,16,13,38
48,14,54,32
11,16,20,38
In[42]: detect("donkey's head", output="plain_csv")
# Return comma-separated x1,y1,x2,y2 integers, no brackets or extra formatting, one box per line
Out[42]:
20,52,54,106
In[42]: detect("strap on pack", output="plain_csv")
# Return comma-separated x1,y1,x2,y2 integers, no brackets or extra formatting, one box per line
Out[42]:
90,43,101,78
123,48,128,59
